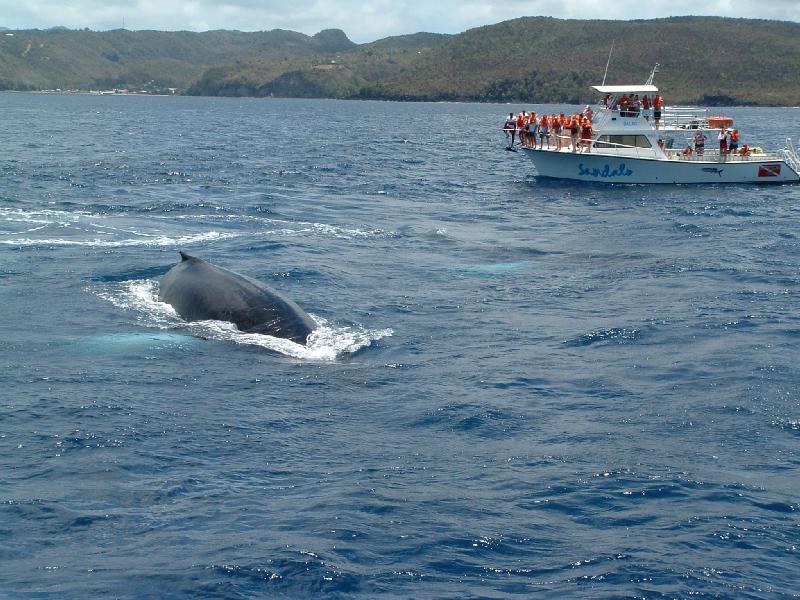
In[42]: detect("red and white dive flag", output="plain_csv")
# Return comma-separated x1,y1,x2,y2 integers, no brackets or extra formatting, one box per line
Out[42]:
758,164,781,177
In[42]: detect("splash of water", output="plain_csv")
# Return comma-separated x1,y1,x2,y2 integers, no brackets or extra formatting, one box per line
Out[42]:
94,279,392,360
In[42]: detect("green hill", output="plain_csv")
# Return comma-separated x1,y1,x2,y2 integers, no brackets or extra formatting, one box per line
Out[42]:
185,16,800,105
0,28,356,92
0,17,798,105
374,16,800,105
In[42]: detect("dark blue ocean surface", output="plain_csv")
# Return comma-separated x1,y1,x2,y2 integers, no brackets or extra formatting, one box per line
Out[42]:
1,92,799,598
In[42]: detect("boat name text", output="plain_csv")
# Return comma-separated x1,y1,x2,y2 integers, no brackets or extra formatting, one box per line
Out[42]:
578,162,634,178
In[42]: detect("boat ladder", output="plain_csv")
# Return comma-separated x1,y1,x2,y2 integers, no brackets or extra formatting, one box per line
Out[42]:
779,138,800,175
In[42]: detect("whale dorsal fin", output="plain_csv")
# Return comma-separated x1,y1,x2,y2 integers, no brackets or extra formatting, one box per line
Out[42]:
179,251,195,261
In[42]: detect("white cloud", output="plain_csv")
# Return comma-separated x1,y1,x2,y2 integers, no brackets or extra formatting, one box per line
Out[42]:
0,0,796,42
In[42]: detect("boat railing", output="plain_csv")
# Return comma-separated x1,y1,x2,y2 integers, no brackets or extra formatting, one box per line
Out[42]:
779,138,800,174
661,107,710,130
663,148,782,162
536,133,649,157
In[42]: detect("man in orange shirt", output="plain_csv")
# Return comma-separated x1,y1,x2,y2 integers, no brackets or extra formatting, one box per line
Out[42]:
653,95,664,129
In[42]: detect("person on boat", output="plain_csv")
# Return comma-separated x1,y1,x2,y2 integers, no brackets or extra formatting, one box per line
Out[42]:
603,93,611,108
657,137,665,150
642,95,651,121
554,113,567,150
618,95,630,117
569,115,580,152
516,112,526,147
552,114,560,149
729,129,740,154
503,112,516,148
683,144,693,158
517,112,527,148
580,119,593,153
632,95,641,117
520,114,528,148
718,129,728,161
739,144,750,156
582,105,593,121
531,112,540,148
653,95,664,129
694,131,707,156
538,114,549,149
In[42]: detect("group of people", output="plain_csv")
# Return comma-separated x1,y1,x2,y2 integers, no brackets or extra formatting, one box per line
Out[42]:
603,93,664,128
503,107,595,153
682,128,745,159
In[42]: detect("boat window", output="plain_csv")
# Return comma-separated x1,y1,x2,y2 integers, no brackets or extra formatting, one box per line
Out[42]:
595,135,653,149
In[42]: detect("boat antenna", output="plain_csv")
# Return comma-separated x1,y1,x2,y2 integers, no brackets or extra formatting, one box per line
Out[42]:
602,40,615,86
646,63,659,85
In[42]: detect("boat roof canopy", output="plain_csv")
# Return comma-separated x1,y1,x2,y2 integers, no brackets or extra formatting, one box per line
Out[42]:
592,84,659,94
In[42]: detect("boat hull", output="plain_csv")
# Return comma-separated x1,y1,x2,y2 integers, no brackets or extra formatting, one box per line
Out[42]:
522,148,800,184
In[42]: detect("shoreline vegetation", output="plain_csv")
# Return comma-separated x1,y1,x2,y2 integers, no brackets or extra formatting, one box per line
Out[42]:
1,16,799,106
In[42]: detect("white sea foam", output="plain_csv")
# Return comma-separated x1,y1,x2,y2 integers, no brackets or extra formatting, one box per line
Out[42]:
157,214,396,240
0,207,97,223
1,231,240,247
1,207,395,245
94,279,181,328
94,279,392,360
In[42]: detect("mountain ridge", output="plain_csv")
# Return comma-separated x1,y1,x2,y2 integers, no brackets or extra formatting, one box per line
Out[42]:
1,18,798,105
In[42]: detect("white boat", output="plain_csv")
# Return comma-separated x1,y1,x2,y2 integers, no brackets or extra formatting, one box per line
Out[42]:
520,81,800,184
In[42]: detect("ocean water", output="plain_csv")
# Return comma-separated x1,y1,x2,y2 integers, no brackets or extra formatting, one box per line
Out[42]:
1,92,799,599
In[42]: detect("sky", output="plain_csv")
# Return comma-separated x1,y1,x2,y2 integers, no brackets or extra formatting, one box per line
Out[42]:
1,0,798,43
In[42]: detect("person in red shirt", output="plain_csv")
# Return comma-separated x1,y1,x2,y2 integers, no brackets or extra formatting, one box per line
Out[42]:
580,119,593,153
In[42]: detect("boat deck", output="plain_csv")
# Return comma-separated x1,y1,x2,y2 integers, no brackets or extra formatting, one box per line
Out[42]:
522,141,783,163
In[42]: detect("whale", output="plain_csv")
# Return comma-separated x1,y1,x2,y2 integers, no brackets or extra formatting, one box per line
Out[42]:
158,251,317,344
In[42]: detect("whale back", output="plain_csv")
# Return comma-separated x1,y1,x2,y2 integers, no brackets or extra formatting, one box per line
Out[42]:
159,253,316,344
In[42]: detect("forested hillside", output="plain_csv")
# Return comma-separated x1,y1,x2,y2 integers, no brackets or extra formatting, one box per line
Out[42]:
371,17,800,105
1,17,798,105
0,28,355,92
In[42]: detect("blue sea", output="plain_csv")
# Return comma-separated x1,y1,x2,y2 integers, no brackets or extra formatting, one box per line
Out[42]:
1,92,799,599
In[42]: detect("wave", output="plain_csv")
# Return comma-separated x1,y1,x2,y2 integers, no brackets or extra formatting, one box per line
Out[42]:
1,206,396,246
160,214,397,240
1,231,240,247
564,327,643,347
94,279,392,360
